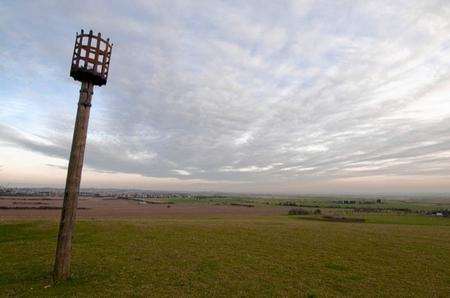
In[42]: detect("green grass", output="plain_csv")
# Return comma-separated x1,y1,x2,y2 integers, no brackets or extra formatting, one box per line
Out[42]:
295,212,450,226
170,196,450,219
364,213,450,226
1,216,450,297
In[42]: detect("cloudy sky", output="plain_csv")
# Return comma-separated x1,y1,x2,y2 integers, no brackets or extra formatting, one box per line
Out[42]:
1,1,450,194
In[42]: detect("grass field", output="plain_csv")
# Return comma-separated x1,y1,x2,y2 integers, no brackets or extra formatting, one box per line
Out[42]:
1,214,450,297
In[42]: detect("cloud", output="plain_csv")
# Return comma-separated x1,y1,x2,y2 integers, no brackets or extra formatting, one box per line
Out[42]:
1,0,450,192
46,164,68,170
172,169,191,176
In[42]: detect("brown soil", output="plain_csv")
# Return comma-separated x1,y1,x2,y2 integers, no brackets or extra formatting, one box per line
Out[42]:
0,196,287,220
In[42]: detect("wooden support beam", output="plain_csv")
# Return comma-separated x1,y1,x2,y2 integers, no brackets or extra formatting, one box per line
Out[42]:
53,81,94,281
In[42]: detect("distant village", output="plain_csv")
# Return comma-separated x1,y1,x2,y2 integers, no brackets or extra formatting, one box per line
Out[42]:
0,186,201,199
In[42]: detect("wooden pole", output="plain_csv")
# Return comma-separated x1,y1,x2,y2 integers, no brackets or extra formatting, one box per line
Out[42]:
53,81,94,281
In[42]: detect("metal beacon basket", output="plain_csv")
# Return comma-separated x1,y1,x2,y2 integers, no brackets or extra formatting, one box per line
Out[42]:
70,29,113,86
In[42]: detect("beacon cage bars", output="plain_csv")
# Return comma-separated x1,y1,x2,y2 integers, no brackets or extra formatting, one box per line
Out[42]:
70,29,112,86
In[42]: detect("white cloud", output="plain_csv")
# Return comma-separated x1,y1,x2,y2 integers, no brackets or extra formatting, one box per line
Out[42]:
172,169,191,176
234,131,253,146
220,165,275,173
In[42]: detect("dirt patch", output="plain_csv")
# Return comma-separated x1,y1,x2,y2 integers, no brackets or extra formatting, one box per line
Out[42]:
0,196,286,220
0,206,89,210
296,215,365,223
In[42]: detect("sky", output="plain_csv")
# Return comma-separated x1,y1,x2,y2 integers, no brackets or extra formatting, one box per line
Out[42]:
1,0,450,194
